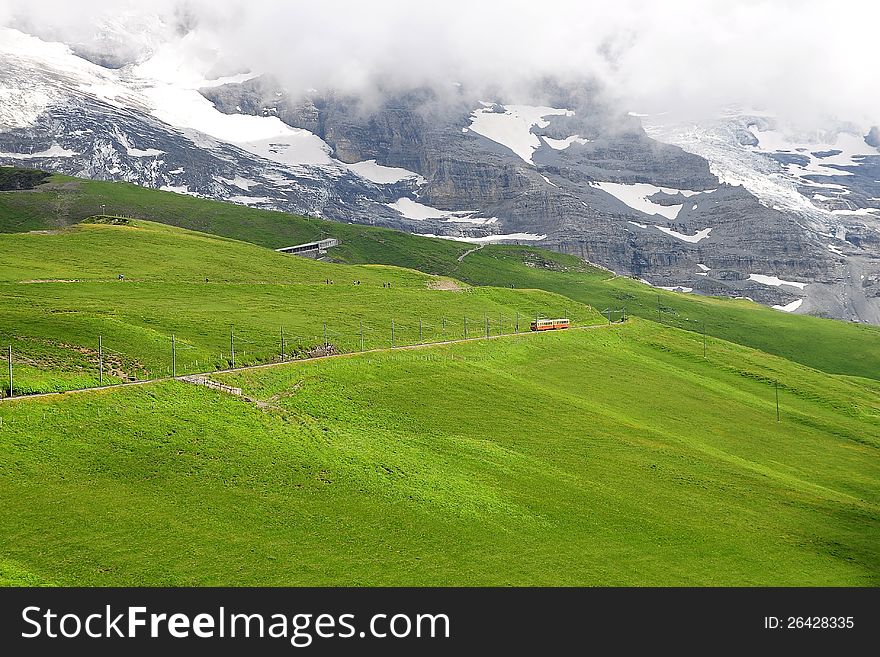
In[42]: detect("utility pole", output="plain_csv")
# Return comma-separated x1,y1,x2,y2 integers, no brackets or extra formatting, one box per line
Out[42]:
391,319,395,347
281,326,285,361
231,326,235,369
703,321,707,358
323,322,328,346
360,320,364,351
442,317,446,336
515,312,519,334
657,293,662,324
171,334,176,378
7,345,12,398
99,335,103,385
464,316,468,339
485,315,489,338
775,380,780,422
499,313,502,335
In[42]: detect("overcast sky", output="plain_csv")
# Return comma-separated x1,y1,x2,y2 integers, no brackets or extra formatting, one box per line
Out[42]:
2,0,877,128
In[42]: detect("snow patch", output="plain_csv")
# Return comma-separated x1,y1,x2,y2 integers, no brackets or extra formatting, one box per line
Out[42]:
772,299,803,312
748,273,808,289
416,233,546,244
591,182,707,219
346,159,425,185
387,198,493,224
655,226,713,243
658,285,694,293
388,198,460,220
468,104,574,164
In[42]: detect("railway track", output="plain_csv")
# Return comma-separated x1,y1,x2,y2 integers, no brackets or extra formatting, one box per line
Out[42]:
0,321,625,404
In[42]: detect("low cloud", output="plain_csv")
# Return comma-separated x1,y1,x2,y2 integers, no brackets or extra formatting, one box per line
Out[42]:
3,0,877,127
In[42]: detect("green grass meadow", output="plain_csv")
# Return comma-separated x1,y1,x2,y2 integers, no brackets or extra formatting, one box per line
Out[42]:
0,171,877,587
0,220,596,393
0,321,876,585
2,173,877,381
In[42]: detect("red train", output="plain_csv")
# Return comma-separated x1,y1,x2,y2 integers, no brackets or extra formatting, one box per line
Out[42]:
530,318,570,331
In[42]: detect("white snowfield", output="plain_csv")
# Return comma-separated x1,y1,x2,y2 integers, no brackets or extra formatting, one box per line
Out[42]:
345,159,425,185
0,27,423,185
386,198,495,224
468,103,574,164
772,299,803,312
642,111,879,232
748,126,878,180
388,198,460,220
655,226,713,243
590,182,707,220
697,263,711,271
542,135,590,150
640,114,871,228
417,233,547,244
658,285,694,293
748,273,808,289
235,135,335,167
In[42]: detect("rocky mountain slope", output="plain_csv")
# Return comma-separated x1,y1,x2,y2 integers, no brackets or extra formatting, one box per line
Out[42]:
1,26,878,323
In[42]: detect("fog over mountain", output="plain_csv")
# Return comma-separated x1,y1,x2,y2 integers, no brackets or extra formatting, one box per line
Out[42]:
3,0,878,127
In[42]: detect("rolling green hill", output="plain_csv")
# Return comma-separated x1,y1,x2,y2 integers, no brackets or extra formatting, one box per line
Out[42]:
2,170,877,381
0,321,877,586
0,219,593,394
0,169,877,587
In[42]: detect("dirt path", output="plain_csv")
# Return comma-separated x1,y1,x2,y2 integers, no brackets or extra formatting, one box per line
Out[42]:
0,322,625,404
457,244,485,262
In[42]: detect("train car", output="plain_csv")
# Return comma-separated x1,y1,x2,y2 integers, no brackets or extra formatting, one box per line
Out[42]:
529,318,570,331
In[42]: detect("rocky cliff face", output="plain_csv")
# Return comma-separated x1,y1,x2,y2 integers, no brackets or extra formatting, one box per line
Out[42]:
204,77,878,319
1,26,878,323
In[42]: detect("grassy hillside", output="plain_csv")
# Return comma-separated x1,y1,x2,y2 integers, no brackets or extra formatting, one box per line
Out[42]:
2,171,877,380
1,174,876,587
1,321,876,586
0,219,595,394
